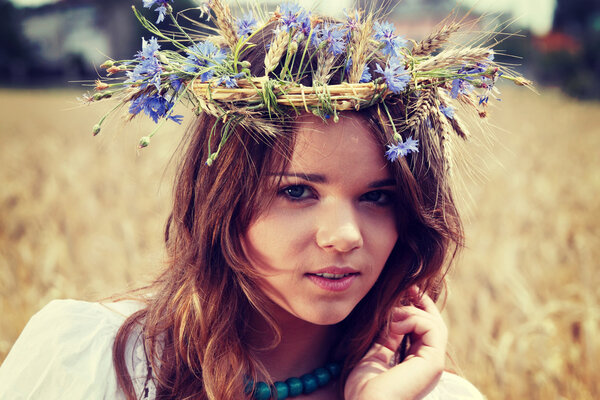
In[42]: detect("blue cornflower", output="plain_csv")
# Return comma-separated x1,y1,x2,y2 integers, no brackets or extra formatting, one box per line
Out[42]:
477,77,500,105
129,93,183,124
184,41,227,82
279,2,310,33
450,76,474,98
297,13,312,38
440,104,455,119
344,9,361,32
126,37,163,90
375,57,410,94
385,136,419,161
143,0,173,24
136,36,160,60
169,74,185,92
473,52,495,73
360,65,372,83
342,9,360,42
215,72,245,88
346,58,372,83
373,21,407,58
169,114,184,124
237,12,257,37
451,52,496,99
313,23,347,56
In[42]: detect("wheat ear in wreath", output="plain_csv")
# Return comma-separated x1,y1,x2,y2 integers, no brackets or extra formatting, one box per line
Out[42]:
210,0,238,50
408,90,437,128
265,30,289,76
411,22,461,57
417,47,492,72
348,14,374,84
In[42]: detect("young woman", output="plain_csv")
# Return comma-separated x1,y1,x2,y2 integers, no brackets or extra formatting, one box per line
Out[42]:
0,1,529,398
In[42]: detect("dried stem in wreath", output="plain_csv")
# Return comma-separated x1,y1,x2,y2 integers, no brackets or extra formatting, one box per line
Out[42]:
191,80,387,110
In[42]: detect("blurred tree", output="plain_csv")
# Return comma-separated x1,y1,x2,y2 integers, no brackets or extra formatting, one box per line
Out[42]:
547,0,600,98
0,0,34,82
554,0,600,35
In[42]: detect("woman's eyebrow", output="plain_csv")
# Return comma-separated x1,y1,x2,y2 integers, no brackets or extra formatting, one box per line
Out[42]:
274,173,395,188
368,178,396,188
275,172,327,183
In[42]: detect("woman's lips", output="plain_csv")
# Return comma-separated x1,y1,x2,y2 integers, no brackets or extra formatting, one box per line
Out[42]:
310,266,358,275
305,271,359,292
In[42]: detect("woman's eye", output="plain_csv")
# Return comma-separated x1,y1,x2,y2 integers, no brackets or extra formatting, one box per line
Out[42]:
280,185,312,201
361,190,392,205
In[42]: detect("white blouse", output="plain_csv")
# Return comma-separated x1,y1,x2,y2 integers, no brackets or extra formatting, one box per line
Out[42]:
0,300,484,399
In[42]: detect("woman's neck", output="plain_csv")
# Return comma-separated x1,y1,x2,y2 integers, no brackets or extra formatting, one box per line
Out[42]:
248,304,340,381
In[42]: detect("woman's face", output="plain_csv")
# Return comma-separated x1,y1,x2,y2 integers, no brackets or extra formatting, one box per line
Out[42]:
243,113,399,325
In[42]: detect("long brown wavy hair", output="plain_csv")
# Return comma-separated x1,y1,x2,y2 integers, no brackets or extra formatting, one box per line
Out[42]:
113,23,464,400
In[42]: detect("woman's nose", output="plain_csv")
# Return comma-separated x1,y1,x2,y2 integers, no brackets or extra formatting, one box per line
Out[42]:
315,200,363,253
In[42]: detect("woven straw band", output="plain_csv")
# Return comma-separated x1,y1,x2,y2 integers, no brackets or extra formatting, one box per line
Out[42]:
191,79,389,112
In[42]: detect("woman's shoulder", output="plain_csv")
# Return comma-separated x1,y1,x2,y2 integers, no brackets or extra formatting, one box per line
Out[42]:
0,298,148,400
424,371,486,400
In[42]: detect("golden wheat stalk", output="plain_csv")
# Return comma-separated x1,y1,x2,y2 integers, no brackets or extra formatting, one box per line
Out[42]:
411,22,461,57
315,50,336,84
198,98,279,138
348,14,373,84
264,30,289,76
417,47,492,72
450,111,470,139
435,106,455,177
239,114,279,138
407,89,436,128
209,0,238,50
197,97,222,118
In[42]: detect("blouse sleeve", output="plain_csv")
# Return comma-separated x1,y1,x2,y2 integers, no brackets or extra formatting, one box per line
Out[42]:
0,299,145,400
424,371,486,400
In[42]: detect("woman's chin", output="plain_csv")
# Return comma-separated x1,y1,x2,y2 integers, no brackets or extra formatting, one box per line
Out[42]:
298,307,354,326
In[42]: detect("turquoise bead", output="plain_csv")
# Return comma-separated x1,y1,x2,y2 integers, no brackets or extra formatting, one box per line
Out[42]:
300,373,318,394
286,377,303,396
313,367,331,387
326,362,341,378
253,382,271,400
273,381,289,399
249,362,341,399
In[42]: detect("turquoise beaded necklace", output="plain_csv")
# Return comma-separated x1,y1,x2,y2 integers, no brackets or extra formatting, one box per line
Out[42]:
247,362,341,400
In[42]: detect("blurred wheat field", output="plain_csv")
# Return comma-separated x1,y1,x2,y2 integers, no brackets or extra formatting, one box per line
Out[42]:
0,87,598,399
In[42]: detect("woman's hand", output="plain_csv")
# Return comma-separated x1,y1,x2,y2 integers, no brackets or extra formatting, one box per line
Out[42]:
344,286,448,400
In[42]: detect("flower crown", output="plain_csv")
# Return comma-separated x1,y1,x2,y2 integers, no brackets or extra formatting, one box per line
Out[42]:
86,0,531,167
